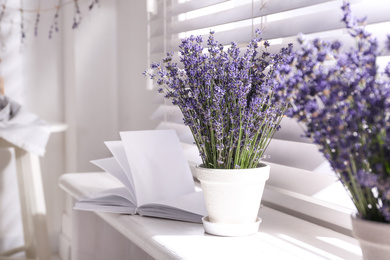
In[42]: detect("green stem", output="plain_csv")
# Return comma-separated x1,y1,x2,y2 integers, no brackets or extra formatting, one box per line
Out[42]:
234,108,244,168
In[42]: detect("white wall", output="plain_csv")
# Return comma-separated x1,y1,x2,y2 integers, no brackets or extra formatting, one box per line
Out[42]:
62,0,120,172
63,0,158,172
0,0,156,256
116,0,158,133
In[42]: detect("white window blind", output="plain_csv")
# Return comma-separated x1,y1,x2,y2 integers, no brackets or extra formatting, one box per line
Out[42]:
147,0,390,234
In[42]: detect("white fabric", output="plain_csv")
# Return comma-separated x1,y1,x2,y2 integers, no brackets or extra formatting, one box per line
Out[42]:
0,96,50,156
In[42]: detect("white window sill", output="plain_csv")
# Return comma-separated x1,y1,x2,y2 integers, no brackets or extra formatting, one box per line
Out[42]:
59,172,362,260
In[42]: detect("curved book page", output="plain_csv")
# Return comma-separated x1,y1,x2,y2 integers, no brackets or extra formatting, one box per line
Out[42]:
91,157,136,204
138,191,207,223
104,141,137,198
120,130,195,206
74,187,137,214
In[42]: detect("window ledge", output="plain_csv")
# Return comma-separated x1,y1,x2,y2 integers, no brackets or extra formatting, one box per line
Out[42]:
60,172,362,260
263,184,354,236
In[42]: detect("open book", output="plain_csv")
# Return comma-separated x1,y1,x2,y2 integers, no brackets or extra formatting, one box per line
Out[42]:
74,130,207,223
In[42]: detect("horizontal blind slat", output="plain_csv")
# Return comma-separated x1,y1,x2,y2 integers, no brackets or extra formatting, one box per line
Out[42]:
181,142,202,165
273,117,311,143
153,0,390,53
262,0,390,40
266,162,337,196
171,2,253,35
262,185,353,231
169,0,229,16
156,121,194,144
171,0,336,35
264,139,326,171
151,104,184,124
152,21,390,56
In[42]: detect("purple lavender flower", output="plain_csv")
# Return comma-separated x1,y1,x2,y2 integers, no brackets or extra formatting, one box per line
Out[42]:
278,1,390,223
145,30,292,169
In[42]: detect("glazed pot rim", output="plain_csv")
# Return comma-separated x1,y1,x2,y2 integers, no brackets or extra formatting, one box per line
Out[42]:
196,162,269,171
196,162,270,182
351,212,390,226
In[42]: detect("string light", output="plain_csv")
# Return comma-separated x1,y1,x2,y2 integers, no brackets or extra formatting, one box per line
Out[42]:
1,0,93,13
0,0,99,94
0,0,99,40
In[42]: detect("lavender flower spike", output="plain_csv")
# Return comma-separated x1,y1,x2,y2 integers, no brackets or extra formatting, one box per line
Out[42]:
145,30,293,169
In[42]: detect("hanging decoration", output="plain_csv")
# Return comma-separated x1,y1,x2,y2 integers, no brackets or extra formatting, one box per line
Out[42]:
72,0,82,29
0,0,100,104
19,1,25,42
0,0,100,99
48,0,62,39
0,1,6,49
0,0,99,42
88,0,98,11
33,0,40,36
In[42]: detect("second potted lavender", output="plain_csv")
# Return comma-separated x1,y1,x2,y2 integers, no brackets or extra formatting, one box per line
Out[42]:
276,2,390,258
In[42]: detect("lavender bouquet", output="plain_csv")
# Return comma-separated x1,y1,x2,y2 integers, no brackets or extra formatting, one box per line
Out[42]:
276,2,390,223
145,30,292,169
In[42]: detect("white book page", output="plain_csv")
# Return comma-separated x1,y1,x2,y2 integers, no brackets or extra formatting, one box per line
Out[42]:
105,141,136,195
141,191,207,216
86,187,133,201
74,204,136,215
75,187,137,214
120,130,195,206
91,157,136,204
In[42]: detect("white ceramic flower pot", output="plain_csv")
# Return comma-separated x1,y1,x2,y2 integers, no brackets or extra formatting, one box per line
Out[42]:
351,214,390,259
196,163,270,236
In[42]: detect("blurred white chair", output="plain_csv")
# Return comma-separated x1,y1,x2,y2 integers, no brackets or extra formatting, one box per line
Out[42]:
0,90,53,260
0,138,51,260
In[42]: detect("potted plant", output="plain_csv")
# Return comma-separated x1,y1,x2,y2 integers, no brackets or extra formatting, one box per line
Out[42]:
145,30,292,236
276,2,390,258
